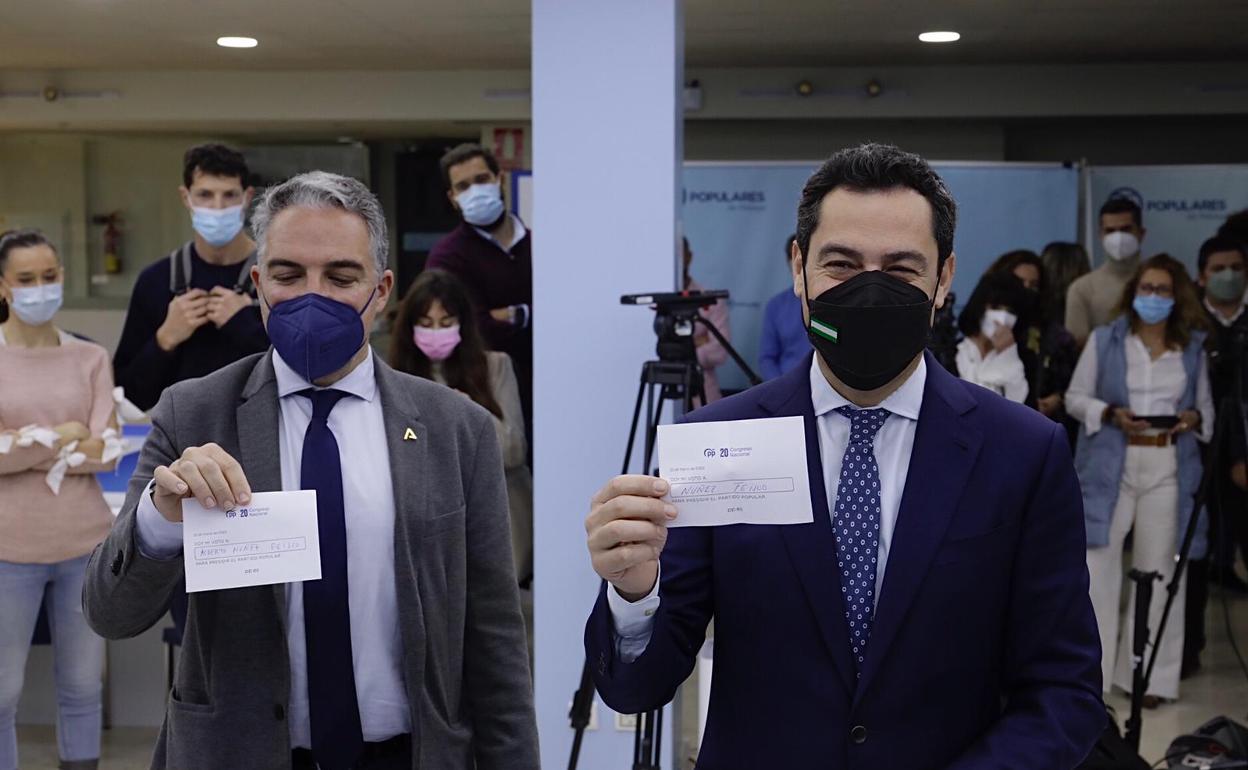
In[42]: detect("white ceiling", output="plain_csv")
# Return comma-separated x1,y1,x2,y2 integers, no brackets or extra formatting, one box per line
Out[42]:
0,0,1245,71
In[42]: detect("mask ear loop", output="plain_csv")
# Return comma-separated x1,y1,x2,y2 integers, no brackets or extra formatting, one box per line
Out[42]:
799,243,814,327
357,285,379,317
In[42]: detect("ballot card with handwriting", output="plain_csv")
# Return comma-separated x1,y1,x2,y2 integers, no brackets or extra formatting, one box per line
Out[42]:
657,416,814,528
182,490,321,593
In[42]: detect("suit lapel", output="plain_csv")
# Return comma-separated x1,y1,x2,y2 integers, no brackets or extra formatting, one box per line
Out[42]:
853,355,982,703
234,353,289,629
373,357,429,552
762,357,857,695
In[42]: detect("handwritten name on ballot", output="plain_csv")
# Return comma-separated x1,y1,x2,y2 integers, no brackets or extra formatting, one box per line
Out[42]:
657,416,814,528
182,490,322,593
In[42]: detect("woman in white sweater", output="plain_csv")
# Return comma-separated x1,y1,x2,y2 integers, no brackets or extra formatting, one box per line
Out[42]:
389,270,533,586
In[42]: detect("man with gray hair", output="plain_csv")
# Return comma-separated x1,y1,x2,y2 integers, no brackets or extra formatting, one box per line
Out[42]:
84,171,538,770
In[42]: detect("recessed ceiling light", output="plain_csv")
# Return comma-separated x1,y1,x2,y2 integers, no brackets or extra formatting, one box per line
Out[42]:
216,36,258,49
919,31,961,43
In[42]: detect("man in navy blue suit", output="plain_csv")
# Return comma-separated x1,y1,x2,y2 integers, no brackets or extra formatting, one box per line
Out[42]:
584,143,1104,769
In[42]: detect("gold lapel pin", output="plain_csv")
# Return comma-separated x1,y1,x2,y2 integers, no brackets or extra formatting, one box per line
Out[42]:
403,428,418,441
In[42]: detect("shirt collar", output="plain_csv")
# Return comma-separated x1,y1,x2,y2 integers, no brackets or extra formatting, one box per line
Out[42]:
809,354,926,421
273,346,377,403
1205,297,1245,327
472,213,527,253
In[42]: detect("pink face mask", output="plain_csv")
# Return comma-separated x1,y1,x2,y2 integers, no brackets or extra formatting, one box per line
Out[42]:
413,325,462,361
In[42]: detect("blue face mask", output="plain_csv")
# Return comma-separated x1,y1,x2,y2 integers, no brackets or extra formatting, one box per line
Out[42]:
191,204,245,247
264,289,376,382
1133,294,1175,325
9,282,63,326
455,183,505,227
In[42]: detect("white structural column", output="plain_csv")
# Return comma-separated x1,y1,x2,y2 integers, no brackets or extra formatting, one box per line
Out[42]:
532,1,684,767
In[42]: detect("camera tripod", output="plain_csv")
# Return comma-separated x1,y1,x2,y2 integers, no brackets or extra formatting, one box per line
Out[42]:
568,301,760,770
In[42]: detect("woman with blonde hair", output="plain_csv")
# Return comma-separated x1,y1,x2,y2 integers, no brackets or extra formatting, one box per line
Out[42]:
1066,253,1212,708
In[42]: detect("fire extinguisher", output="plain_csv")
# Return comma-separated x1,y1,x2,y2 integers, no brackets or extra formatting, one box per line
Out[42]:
91,212,124,274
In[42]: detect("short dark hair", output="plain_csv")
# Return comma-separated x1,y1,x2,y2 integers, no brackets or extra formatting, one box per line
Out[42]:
1198,235,1248,274
439,143,500,190
1099,197,1142,228
1218,208,1248,248
182,144,250,189
796,143,957,274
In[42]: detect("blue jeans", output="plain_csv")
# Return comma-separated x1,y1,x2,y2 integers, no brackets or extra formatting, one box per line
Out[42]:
0,556,104,770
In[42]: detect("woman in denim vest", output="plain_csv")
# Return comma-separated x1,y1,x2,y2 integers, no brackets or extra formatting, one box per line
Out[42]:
1066,253,1213,708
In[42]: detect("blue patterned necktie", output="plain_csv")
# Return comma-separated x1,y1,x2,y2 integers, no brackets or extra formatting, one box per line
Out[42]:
833,405,890,675
298,388,364,770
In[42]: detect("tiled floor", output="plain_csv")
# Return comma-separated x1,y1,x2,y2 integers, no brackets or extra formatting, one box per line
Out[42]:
16,589,1248,769
15,726,155,770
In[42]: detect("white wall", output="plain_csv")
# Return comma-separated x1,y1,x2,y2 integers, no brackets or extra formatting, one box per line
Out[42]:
532,1,684,767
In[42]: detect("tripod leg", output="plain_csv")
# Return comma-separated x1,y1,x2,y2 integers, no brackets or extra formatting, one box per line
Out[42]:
643,393,665,476
622,371,649,475
654,705,664,766
568,659,596,770
1124,570,1158,753
1143,401,1228,688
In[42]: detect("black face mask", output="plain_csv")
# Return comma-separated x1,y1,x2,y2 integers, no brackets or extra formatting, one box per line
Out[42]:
804,268,935,391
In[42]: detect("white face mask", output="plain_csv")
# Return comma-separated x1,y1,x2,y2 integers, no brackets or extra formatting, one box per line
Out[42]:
8,282,63,326
1103,231,1140,262
980,308,1017,340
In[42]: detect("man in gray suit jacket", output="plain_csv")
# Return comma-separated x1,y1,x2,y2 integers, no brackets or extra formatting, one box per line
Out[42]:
84,171,538,770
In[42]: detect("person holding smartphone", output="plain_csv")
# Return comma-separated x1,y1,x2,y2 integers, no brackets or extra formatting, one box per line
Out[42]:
1066,253,1214,709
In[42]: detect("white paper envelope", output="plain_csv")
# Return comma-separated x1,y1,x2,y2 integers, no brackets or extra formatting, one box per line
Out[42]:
182,490,321,593
657,416,814,528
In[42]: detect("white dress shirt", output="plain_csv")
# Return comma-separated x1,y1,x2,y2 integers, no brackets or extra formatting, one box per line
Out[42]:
135,348,410,747
955,337,1028,403
472,212,528,255
609,356,927,662
1065,333,1214,442
1205,297,1245,328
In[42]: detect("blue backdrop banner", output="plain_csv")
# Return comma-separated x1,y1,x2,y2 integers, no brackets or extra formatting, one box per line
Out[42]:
681,162,1081,392
1087,165,1248,275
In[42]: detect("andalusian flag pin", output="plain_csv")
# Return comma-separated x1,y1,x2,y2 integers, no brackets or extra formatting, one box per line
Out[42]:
810,319,839,343
403,428,418,441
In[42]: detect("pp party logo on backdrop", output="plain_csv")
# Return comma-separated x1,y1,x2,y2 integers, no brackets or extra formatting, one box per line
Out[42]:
682,187,768,212
1108,186,1229,223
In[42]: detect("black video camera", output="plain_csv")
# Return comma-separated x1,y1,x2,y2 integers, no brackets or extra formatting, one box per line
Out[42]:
621,290,730,363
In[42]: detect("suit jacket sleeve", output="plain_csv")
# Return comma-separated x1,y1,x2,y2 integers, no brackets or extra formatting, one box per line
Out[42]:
584,524,714,715
945,423,1104,770
462,413,540,769
83,383,186,640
